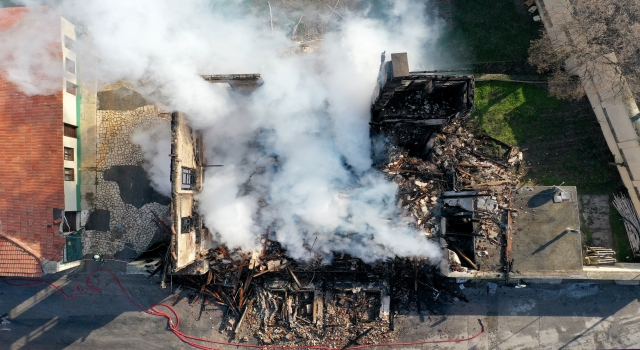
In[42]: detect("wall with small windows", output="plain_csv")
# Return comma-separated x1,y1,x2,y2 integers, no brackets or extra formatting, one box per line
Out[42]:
61,17,77,126
61,17,79,211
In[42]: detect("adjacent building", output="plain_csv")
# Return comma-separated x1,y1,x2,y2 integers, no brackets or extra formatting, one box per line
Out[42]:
0,7,82,276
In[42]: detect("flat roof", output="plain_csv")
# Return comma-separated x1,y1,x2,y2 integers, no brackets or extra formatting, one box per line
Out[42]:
510,186,582,272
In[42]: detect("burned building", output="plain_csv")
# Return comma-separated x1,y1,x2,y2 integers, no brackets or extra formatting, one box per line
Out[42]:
147,53,587,347
170,111,207,272
371,53,582,279
169,74,262,274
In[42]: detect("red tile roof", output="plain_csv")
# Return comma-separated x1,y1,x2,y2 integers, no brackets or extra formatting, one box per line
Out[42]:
0,7,29,30
0,6,51,30
0,237,43,277
0,63,66,276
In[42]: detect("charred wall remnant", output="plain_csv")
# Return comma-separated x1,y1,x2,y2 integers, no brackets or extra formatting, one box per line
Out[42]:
170,111,207,272
169,74,263,273
371,52,474,161
371,53,521,276
202,73,263,93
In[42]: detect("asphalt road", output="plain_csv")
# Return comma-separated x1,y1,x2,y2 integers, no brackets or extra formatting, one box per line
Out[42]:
2,263,640,349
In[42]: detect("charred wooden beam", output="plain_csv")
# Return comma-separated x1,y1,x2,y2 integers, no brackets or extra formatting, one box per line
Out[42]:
202,74,261,82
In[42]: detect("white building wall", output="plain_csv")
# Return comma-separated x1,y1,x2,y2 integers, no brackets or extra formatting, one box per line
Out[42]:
63,136,78,210
61,16,78,212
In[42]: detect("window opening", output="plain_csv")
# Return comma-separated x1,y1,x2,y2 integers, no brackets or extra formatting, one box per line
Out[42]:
64,35,75,51
66,81,77,96
64,211,78,231
64,123,77,138
64,147,74,161
65,58,75,74
181,167,195,190
64,168,74,181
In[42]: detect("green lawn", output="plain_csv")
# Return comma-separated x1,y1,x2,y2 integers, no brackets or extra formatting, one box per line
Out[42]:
474,80,632,259
474,81,621,195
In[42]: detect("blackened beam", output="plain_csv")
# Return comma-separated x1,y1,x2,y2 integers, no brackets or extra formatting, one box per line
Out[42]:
370,118,448,125
202,74,261,83
409,68,473,74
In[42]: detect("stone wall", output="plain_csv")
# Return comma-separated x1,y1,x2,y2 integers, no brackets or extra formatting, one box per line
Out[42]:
82,83,171,257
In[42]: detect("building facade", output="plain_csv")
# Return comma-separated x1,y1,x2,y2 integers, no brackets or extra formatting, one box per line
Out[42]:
0,7,82,276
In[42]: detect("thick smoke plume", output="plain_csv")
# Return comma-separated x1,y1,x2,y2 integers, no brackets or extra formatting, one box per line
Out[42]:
3,0,445,263
131,120,172,197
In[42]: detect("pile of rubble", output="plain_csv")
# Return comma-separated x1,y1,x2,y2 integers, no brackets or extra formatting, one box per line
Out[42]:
150,69,525,345
371,84,522,274
162,241,469,348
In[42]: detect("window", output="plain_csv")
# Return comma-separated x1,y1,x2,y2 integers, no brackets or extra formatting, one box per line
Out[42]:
66,81,77,96
64,168,74,181
64,147,74,161
64,211,78,231
65,58,75,74
181,167,195,190
64,35,75,51
181,217,193,233
64,123,77,138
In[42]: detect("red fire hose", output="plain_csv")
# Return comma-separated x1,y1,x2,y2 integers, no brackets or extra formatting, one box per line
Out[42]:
4,268,484,350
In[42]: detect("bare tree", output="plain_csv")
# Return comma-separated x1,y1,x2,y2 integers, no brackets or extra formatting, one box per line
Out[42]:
528,0,640,101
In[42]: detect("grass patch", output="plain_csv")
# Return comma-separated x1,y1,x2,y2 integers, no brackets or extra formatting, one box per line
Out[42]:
473,81,621,194
474,80,562,145
441,0,543,63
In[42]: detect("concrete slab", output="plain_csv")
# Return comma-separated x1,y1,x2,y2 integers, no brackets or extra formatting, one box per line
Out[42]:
579,195,613,248
511,187,582,272
617,140,640,150
621,146,640,176
604,106,638,143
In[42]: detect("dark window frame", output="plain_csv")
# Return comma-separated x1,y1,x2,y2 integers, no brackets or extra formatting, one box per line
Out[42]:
181,217,193,233
64,211,78,232
64,147,74,161
64,35,75,51
63,123,77,138
65,58,75,74
66,81,77,96
181,167,195,190
64,168,74,181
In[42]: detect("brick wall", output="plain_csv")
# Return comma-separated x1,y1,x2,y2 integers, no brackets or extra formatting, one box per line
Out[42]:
0,75,66,261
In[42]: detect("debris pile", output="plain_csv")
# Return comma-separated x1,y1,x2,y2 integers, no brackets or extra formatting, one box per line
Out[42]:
162,243,470,348
371,78,522,274
584,246,616,265
148,71,526,346
613,194,640,257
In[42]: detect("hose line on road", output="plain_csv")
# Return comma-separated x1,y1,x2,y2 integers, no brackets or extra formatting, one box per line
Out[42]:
4,268,485,350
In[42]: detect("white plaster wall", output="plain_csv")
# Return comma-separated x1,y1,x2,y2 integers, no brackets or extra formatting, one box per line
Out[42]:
64,180,77,211
64,136,78,211
61,16,77,126
61,17,78,212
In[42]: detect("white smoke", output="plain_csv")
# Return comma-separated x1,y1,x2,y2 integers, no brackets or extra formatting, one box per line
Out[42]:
0,7,62,95
131,120,171,197
2,0,444,263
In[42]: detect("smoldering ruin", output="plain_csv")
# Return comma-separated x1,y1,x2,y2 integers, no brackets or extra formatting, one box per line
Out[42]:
131,53,532,347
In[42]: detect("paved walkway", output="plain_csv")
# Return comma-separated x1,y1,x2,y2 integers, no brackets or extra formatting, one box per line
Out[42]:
536,0,640,218
4,267,640,349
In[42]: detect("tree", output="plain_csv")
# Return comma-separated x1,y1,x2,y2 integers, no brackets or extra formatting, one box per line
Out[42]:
528,0,640,101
